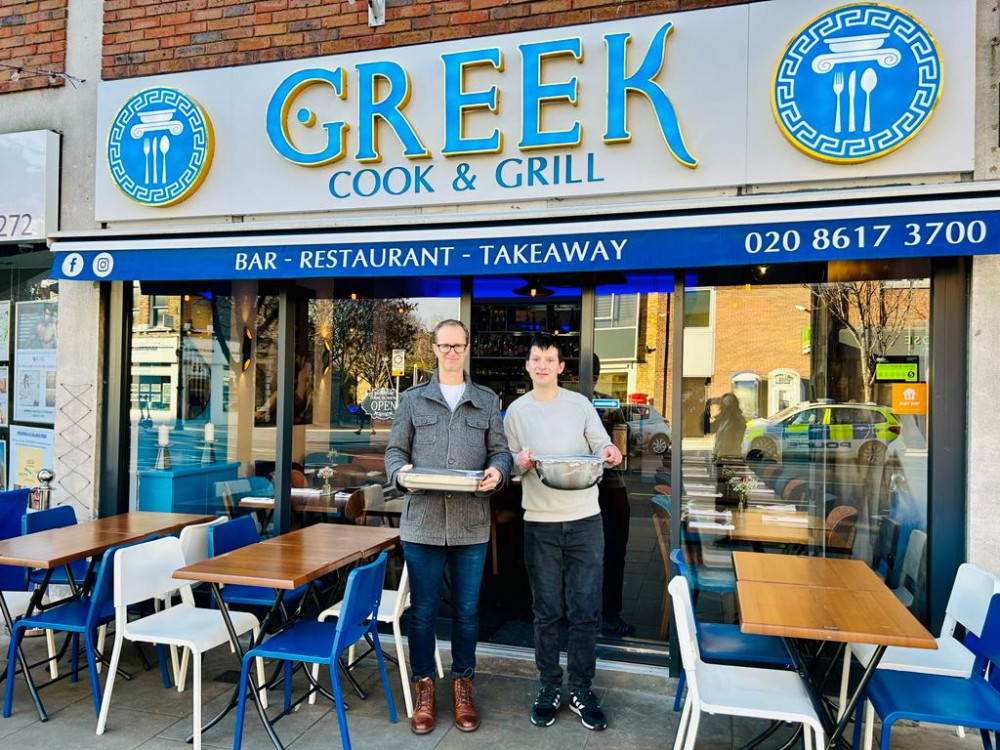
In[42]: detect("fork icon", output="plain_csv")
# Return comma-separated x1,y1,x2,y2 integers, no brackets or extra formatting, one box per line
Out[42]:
832,72,844,133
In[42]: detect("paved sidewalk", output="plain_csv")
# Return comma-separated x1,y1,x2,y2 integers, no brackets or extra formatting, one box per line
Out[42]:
0,633,982,749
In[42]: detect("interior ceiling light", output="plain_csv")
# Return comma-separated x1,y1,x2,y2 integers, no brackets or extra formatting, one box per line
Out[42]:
512,279,554,298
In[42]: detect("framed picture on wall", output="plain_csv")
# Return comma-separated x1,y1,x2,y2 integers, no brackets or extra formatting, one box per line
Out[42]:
0,301,10,362
9,425,53,491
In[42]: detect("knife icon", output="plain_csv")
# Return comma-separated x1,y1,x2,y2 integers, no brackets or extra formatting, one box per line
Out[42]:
848,70,857,133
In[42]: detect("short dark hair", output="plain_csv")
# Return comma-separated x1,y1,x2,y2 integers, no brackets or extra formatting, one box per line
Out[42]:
433,319,469,344
526,333,563,362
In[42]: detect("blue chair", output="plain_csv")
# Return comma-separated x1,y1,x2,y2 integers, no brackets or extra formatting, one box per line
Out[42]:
233,552,397,750
207,516,307,612
3,537,155,717
668,548,791,711
0,489,29,591
854,593,1000,750
23,505,89,588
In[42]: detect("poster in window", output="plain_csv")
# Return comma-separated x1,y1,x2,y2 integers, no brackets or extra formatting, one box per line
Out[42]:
0,301,10,361
9,425,52,491
0,440,6,491
14,300,57,424
0,366,8,426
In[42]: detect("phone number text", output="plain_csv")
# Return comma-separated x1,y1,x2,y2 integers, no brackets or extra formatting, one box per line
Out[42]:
743,219,987,255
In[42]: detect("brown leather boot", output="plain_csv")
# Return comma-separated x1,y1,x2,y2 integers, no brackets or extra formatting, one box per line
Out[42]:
453,676,479,732
410,677,436,735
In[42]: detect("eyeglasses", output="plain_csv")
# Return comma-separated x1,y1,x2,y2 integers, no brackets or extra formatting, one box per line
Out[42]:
434,343,468,354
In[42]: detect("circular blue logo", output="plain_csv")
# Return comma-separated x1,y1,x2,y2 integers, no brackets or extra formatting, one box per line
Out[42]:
107,87,214,206
773,3,942,164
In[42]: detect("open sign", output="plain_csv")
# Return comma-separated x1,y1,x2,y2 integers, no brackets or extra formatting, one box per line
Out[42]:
361,388,398,421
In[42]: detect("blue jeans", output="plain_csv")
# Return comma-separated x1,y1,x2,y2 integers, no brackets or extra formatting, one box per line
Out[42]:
524,514,604,691
402,541,488,680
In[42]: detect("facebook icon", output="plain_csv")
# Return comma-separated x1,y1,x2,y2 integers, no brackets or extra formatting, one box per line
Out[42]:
60,253,84,278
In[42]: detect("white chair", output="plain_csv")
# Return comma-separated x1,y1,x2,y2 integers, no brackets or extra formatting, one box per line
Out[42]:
309,563,444,717
171,517,228,694
1,591,58,679
96,536,265,750
668,575,825,750
891,528,926,610
837,562,1000,748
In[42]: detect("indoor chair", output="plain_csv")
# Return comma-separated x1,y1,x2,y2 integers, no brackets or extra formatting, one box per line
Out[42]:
234,552,397,750
95,536,264,750
668,575,824,750
892,528,927,612
309,561,444,717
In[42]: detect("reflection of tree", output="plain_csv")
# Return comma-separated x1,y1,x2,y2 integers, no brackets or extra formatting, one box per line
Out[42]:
811,281,926,402
317,299,422,394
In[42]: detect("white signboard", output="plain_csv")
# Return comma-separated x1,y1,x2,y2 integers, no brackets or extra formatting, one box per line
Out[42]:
0,131,60,243
391,349,406,377
93,0,974,223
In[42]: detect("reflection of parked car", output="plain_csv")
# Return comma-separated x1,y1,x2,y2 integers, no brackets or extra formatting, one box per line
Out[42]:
741,401,900,463
624,404,671,455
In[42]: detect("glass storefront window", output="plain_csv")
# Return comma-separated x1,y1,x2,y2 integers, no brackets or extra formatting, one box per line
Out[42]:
680,267,931,624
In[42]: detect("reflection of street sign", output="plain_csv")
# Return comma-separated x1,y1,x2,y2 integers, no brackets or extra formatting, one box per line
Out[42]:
362,388,398,420
593,398,620,409
391,349,405,376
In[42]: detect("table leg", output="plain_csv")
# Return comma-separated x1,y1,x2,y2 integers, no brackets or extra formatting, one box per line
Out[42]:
831,644,885,750
0,589,48,721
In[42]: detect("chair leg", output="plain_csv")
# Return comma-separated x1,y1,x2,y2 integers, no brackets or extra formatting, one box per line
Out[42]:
837,645,852,720
330,662,353,750
682,706,701,750
3,624,25,717
804,724,813,750
433,637,444,679
672,693,693,750
96,625,107,674
177,647,189,692
347,643,356,667
283,660,292,714
70,632,80,682
863,700,876,750
85,630,103,717
192,653,202,750
254,626,268,710
672,669,686,712
46,629,58,679
96,635,125,735
879,717,894,750
370,627,397,723
393,619,413,717
309,663,321,705
233,656,253,750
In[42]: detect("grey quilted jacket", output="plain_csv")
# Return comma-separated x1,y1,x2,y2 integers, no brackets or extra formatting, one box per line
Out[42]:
384,371,512,545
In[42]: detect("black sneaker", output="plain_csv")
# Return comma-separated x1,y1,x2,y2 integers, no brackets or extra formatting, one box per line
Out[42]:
530,685,562,727
569,689,607,731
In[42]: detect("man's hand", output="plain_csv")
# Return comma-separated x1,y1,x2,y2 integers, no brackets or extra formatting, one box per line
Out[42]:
602,444,623,467
478,467,501,493
517,448,536,470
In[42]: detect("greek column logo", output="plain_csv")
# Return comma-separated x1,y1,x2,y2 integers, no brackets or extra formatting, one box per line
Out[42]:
107,87,214,206
773,3,942,164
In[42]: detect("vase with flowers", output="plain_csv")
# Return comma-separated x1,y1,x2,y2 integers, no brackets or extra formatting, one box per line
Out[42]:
727,473,762,511
318,465,335,494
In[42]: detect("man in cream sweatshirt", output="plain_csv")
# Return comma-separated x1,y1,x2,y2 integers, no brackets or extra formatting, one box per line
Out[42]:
503,333,622,731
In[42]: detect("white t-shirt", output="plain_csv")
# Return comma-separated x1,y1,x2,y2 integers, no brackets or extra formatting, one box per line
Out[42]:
440,382,466,412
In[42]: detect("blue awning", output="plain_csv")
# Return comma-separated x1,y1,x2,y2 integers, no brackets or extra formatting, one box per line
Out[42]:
50,197,1000,282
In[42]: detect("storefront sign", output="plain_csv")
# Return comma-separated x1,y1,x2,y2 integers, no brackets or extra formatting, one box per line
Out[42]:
361,388,398,421
892,382,927,414
52,203,1000,281
0,131,59,243
93,0,974,222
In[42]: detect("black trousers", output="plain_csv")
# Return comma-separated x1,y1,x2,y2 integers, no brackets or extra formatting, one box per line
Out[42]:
598,480,631,619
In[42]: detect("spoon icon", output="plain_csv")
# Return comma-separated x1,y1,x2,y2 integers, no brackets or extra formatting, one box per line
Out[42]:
861,67,878,132
159,135,170,183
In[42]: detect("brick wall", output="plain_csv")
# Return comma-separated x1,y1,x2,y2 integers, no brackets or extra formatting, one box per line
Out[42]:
0,0,68,94
102,0,750,80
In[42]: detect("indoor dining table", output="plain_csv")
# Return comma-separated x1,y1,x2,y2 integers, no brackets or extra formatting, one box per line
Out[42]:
0,511,214,721
172,523,400,750
734,551,936,749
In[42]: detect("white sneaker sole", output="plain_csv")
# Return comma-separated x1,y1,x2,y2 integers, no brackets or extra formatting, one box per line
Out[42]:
569,703,607,731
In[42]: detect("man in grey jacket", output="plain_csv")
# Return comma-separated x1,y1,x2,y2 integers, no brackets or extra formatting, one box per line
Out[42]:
384,319,511,736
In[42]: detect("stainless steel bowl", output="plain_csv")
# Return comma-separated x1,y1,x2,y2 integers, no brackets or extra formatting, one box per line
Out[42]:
533,455,606,491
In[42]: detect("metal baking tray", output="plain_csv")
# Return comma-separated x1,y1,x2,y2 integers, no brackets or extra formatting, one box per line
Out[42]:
397,468,484,492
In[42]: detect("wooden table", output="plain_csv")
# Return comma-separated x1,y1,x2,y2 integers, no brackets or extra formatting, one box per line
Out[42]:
173,524,399,750
734,552,935,749
685,509,822,549
0,511,214,721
